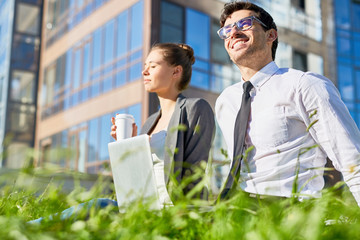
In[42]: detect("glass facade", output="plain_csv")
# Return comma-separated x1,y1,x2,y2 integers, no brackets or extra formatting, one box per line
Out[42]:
41,1,144,119
39,1,144,171
335,0,360,126
44,0,113,47
39,103,141,173
0,0,42,168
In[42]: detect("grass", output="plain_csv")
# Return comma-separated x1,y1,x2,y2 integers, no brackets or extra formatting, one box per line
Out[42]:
0,166,359,240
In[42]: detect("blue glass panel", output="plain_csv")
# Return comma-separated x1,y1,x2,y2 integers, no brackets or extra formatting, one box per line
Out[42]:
85,2,93,16
91,71,101,81
92,28,102,70
117,58,127,69
99,113,111,160
75,12,83,25
193,59,209,71
338,64,354,101
352,3,360,31
356,70,360,101
117,11,128,57
211,20,230,64
128,104,141,134
104,19,115,64
65,50,72,87
336,36,351,56
91,81,100,98
71,92,79,106
83,43,90,84
161,1,183,27
102,76,113,93
11,35,37,70
186,9,210,59
129,62,142,81
88,118,99,162
114,108,126,115
130,50,142,62
115,70,126,87
354,37,360,63
335,0,350,29
73,48,81,89
95,0,103,9
80,87,89,102
64,96,70,110
130,1,143,50
59,130,68,167
338,56,352,65
104,65,113,75
191,70,210,90
160,24,183,43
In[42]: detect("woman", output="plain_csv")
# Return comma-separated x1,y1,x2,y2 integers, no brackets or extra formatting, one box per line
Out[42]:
111,43,215,205
29,43,214,223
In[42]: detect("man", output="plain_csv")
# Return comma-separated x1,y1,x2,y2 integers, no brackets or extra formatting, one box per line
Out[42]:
215,1,360,205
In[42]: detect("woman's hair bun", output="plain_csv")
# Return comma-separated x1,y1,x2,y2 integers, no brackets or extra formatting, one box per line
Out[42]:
178,43,195,65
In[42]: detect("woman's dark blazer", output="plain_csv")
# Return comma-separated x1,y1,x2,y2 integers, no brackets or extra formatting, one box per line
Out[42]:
140,94,215,199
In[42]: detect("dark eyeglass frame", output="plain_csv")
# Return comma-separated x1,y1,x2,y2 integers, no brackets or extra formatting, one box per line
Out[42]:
217,16,268,40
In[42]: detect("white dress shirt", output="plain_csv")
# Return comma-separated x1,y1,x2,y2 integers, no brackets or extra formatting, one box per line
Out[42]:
215,61,360,205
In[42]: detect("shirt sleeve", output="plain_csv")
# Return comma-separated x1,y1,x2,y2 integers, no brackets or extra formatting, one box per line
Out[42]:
297,72,360,206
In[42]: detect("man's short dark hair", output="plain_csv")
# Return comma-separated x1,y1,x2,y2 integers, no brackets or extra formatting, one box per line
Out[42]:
220,1,278,60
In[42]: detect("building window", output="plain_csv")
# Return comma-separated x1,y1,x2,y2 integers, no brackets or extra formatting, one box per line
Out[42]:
117,11,128,57
41,1,144,119
352,2,360,31
335,0,351,29
211,19,230,64
293,50,307,72
40,103,142,174
338,64,354,102
16,3,41,35
11,35,40,70
186,9,210,60
291,0,305,10
130,1,143,51
186,9,210,90
104,19,115,64
160,1,184,43
92,28,103,72
10,70,35,104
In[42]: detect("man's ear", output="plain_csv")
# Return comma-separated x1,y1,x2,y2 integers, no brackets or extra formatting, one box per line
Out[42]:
267,29,278,43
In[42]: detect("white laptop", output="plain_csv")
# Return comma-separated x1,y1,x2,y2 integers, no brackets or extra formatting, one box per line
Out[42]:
108,134,161,211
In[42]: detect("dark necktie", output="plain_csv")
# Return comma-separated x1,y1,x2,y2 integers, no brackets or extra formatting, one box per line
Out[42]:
219,81,253,200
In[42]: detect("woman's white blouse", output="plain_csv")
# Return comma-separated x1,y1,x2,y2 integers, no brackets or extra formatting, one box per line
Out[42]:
150,130,173,207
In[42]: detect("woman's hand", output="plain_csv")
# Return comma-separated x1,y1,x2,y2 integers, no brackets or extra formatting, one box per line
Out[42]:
110,116,138,141
132,123,138,137
110,117,117,140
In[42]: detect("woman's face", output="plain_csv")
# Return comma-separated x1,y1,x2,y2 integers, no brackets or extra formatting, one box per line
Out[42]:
142,49,180,95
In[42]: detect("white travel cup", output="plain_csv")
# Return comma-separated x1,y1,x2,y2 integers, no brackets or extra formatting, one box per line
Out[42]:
115,114,135,141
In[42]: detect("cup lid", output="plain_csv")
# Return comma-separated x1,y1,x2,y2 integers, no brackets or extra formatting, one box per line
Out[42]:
115,113,135,121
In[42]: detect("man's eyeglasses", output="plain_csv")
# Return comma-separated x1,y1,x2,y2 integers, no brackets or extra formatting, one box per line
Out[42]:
217,16,268,40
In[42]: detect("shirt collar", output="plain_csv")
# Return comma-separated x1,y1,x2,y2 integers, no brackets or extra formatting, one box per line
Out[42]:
247,61,279,91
